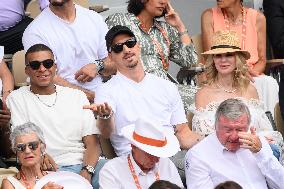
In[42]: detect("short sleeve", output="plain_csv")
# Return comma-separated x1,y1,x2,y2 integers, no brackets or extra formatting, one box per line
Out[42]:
0,46,3,62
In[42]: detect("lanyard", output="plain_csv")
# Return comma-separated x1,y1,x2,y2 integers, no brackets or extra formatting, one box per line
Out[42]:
138,19,171,71
223,6,247,50
127,154,160,189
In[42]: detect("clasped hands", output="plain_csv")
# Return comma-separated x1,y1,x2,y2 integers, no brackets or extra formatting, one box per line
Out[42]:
238,127,262,153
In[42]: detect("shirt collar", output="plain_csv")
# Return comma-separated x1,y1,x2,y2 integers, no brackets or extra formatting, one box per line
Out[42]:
211,133,229,153
129,13,160,30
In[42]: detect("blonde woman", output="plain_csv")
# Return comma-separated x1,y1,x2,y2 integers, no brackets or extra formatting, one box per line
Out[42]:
191,30,283,163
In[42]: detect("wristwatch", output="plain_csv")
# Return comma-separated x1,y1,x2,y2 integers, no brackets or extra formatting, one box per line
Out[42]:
94,59,104,74
82,165,95,176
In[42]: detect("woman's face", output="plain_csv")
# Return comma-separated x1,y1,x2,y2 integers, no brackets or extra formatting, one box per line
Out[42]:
213,52,237,75
216,0,240,9
143,0,169,17
15,133,42,167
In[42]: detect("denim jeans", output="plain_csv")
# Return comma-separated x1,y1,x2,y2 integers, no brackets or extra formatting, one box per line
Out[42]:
270,143,280,160
59,159,107,189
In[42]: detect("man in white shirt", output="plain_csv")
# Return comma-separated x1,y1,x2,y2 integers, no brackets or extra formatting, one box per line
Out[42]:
99,118,184,189
185,98,284,189
22,0,116,102
84,25,201,156
7,44,105,189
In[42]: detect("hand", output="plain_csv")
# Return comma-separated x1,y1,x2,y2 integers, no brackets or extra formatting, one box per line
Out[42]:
164,3,184,31
264,135,275,144
248,67,259,79
41,153,58,171
80,170,92,183
0,109,11,127
83,102,112,118
75,64,98,83
41,182,64,189
238,127,262,153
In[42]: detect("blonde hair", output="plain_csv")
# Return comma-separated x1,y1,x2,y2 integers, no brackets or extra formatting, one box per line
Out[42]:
204,52,250,92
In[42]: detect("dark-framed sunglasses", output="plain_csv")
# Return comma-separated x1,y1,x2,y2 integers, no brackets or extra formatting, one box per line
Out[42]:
110,37,137,53
26,59,54,70
15,141,40,153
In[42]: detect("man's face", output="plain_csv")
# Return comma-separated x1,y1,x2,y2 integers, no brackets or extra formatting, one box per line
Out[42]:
49,0,70,6
132,145,160,173
109,34,141,71
216,114,249,152
25,50,56,88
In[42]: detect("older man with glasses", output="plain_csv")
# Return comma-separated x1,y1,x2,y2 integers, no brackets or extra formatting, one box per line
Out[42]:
6,43,105,189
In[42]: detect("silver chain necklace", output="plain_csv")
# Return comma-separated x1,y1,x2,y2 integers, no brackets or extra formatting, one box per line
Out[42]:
30,85,58,107
216,83,237,93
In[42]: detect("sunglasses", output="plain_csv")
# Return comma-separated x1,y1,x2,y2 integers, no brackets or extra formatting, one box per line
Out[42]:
213,53,235,59
110,37,137,53
26,59,54,70
15,141,40,153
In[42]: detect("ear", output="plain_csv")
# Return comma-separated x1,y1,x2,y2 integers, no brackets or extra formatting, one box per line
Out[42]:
25,66,30,76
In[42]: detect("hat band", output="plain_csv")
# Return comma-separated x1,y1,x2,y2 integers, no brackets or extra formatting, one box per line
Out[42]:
211,45,241,50
133,132,167,147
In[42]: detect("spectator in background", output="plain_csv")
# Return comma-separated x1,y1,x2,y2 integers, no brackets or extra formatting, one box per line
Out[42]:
106,0,198,112
214,181,242,189
201,0,279,115
23,0,116,103
0,0,48,54
149,180,182,189
263,0,284,121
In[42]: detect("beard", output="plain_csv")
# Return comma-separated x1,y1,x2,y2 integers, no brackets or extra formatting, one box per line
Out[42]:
126,61,138,69
50,0,69,6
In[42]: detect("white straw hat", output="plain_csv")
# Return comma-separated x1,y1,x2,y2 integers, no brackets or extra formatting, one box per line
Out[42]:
121,118,180,158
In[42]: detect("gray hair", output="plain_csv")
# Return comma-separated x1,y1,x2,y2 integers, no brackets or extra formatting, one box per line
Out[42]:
10,122,45,151
215,98,251,127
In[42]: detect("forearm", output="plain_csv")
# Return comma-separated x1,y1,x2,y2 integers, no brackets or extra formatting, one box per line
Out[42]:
0,61,14,95
83,135,101,167
175,23,191,45
175,123,201,150
0,125,13,158
253,59,266,74
97,116,115,139
99,57,117,77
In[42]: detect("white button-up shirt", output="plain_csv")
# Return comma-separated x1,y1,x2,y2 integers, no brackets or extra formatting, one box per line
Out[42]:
185,133,284,189
99,154,184,189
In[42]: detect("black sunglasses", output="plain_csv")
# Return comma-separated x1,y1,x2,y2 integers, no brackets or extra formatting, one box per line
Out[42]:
26,59,54,70
15,141,40,153
110,37,137,53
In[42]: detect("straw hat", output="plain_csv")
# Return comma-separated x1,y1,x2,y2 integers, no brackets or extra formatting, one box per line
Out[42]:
202,30,250,60
121,118,180,158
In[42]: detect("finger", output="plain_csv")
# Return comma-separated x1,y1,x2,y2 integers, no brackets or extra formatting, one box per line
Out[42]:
83,104,98,111
239,138,252,145
250,127,256,135
76,74,88,83
104,102,112,112
0,110,11,115
74,70,83,80
82,76,92,83
240,144,252,149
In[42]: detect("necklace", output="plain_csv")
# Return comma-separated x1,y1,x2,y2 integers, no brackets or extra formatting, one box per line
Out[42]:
30,85,58,107
20,170,47,189
137,17,171,71
223,6,247,49
127,154,160,189
216,83,237,93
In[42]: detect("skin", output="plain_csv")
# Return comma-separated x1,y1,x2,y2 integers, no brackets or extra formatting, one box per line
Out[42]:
131,145,159,173
216,114,262,153
84,33,201,149
201,0,266,75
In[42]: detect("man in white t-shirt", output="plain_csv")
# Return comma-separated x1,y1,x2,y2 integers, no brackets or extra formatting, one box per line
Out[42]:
7,44,105,189
99,118,184,189
22,0,116,103
84,25,201,156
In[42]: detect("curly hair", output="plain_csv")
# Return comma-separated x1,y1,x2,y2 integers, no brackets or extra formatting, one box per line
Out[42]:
127,0,146,16
203,52,250,92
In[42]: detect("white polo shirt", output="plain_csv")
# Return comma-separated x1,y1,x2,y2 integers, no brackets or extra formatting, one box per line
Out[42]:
95,72,187,156
99,154,184,189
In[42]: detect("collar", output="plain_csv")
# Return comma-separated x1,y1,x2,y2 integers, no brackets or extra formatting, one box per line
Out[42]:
116,71,147,84
211,133,230,153
128,13,160,29
129,153,158,176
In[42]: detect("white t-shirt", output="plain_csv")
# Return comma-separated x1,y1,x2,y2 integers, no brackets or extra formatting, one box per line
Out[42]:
95,72,187,156
0,46,3,61
22,5,108,92
99,154,184,189
7,85,99,166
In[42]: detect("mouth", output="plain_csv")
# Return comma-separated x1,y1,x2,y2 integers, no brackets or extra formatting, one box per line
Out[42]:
123,53,135,61
24,156,34,160
37,75,50,79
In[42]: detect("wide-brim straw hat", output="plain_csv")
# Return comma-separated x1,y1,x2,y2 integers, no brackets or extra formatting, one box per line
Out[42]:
202,30,250,60
121,118,180,158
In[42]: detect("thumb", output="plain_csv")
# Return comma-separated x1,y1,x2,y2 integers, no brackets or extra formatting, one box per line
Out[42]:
74,70,82,79
83,104,97,111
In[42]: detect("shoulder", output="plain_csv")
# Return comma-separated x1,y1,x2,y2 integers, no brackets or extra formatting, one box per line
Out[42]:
243,83,259,99
148,74,177,90
1,178,13,189
57,85,85,97
77,5,105,23
106,12,130,27
195,86,213,109
101,156,125,172
201,8,213,19
8,86,29,98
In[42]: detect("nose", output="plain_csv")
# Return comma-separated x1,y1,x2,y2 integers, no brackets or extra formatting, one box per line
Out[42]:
38,63,47,72
23,145,32,153
122,44,131,53
149,155,160,163
230,130,239,141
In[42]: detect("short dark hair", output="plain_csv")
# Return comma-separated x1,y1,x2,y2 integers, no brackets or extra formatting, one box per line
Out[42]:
214,181,243,189
149,180,182,189
25,44,54,65
127,0,145,16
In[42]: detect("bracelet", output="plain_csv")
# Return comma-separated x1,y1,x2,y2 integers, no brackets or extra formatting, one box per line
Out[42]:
97,110,113,120
179,29,188,37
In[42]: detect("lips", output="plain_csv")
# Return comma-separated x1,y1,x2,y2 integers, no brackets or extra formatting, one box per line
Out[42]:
24,156,34,160
123,53,135,60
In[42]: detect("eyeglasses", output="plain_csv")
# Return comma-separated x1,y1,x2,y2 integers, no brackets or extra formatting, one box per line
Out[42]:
110,37,137,53
26,59,54,70
213,53,235,59
15,141,40,153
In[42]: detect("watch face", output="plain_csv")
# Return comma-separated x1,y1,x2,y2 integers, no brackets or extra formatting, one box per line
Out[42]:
86,165,95,173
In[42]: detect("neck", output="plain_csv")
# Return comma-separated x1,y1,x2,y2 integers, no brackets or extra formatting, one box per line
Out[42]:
20,164,43,180
132,153,151,173
216,74,234,88
118,63,145,83
30,84,56,95
137,11,154,32
50,1,76,22
223,4,243,22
